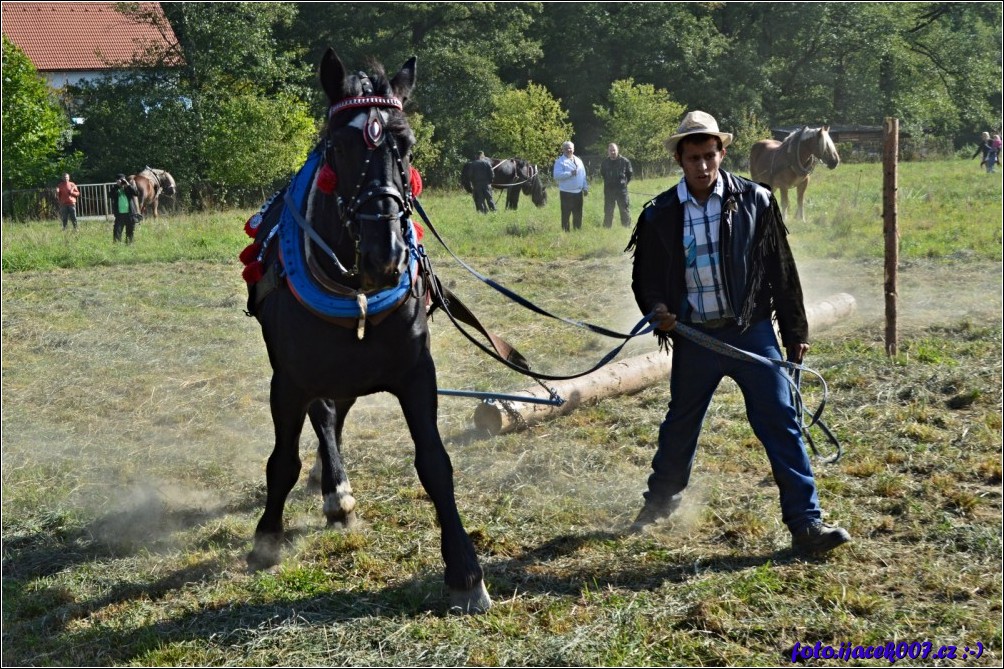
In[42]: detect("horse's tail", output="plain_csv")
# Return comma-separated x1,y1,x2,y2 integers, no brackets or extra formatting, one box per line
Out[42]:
460,162,474,193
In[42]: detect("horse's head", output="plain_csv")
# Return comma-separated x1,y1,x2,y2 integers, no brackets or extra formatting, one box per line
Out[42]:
515,160,546,208
316,48,417,292
817,126,840,170
160,171,177,196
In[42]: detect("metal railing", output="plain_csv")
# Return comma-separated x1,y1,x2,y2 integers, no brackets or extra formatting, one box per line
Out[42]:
2,182,115,222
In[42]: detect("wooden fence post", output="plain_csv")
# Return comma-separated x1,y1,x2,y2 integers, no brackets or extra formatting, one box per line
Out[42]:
883,117,899,356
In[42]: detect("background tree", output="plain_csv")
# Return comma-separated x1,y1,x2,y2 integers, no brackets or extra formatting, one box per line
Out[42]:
69,3,317,206
485,82,573,168
19,2,1002,199
200,93,316,187
2,36,79,190
592,78,685,173
284,2,544,183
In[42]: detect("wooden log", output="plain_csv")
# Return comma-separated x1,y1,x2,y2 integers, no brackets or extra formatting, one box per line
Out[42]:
472,293,857,435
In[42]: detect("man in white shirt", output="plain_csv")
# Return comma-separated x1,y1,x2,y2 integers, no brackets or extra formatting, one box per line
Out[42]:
552,141,588,231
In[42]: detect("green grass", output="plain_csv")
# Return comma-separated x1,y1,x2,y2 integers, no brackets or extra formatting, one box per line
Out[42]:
2,158,1002,666
4,158,1001,273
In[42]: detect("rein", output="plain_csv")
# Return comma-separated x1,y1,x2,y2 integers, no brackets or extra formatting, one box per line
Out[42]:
413,196,839,457
673,323,841,462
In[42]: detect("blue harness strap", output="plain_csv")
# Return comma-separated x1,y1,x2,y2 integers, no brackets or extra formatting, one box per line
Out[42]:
278,149,418,320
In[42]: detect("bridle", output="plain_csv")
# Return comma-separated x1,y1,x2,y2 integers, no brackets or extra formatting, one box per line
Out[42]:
293,86,414,280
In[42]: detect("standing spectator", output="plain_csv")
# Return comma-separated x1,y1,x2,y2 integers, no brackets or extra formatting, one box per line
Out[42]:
108,174,141,244
625,110,850,554
472,152,496,214
988,134,1002,174
972,131,992,169
600,143,633,228
56,173,81,231
552,140,588,231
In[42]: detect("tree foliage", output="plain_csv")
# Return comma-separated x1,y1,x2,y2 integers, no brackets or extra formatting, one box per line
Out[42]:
20,2,1002,196
201,93,315,186
2,36,79,190
68,3,317,203
486,82,573,168
593,79,686,166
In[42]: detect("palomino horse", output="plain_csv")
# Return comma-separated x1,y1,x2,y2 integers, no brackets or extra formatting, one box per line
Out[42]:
749,126,840,222
130,167,176,219
240,48,491,613
461,157,547,210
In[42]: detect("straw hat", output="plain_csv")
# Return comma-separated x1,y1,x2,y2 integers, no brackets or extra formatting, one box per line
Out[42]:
665,110,733,155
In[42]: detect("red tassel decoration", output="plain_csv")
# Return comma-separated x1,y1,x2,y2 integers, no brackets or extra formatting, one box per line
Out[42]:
409,166,423,198
316,163,338,194
244,213,263,238
242,261,264,285
412,220,425,242
239,242,261,265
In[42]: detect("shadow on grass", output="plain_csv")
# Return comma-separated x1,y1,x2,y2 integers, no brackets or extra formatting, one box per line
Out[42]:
3,501,832,665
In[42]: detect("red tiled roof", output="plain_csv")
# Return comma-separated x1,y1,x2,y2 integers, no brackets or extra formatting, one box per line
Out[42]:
1,2,178,72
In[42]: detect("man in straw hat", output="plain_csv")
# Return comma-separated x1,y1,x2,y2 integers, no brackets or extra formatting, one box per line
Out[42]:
624,110,851,554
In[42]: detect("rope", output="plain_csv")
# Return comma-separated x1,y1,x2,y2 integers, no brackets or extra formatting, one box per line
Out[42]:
673,322,841,463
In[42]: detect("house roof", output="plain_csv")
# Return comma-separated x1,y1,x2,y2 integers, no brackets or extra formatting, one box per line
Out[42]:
1,2,178,72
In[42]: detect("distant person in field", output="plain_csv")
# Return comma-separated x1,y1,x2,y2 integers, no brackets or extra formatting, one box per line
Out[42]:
988,134,1002,174
625,109,851,555
973,131,992,169
552,140,588,231
472,151,496,214
108,174,141,244
56,173,81,231
600,143,633,228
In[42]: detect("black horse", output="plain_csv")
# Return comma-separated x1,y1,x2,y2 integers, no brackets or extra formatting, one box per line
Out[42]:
243,48,491,613
461,157,547,210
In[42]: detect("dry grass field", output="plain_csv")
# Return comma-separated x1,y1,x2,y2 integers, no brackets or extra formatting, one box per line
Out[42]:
2,161,1001,665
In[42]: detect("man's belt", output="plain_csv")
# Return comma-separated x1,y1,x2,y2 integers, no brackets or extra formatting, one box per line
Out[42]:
689,317,737,331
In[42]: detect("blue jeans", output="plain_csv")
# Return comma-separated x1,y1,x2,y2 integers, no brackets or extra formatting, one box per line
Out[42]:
645,318,822,532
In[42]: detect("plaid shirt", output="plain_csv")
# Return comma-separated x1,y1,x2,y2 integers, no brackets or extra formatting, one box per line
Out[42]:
677,178,735,322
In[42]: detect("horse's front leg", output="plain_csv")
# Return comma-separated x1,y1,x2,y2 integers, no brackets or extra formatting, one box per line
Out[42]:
396,354,491,613
796,178,808,222
248,373,309,571
779,187,791,219
306,397,358,528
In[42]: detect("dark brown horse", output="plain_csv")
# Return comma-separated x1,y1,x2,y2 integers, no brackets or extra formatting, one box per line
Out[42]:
461,157,547,210
243,48,491,613
749,126,840,222
130,167,176,218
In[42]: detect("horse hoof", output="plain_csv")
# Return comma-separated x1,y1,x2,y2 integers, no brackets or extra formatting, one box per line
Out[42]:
247,534,282,571
448,580,492,614
324,492,357,528
325,509,358,529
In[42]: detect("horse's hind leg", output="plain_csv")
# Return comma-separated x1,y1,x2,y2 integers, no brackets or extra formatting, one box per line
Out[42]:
396,356,491,613
248,374,308,571
306,398,359,528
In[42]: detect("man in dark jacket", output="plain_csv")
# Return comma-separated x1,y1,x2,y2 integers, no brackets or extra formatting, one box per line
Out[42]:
108,174,141,243
470,152,497,214
626,110,850,555
600,143,633,227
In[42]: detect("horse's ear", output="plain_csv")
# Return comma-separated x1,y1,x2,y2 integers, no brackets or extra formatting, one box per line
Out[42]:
319,48,348,103
822,125,830,132
390,56,417,103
